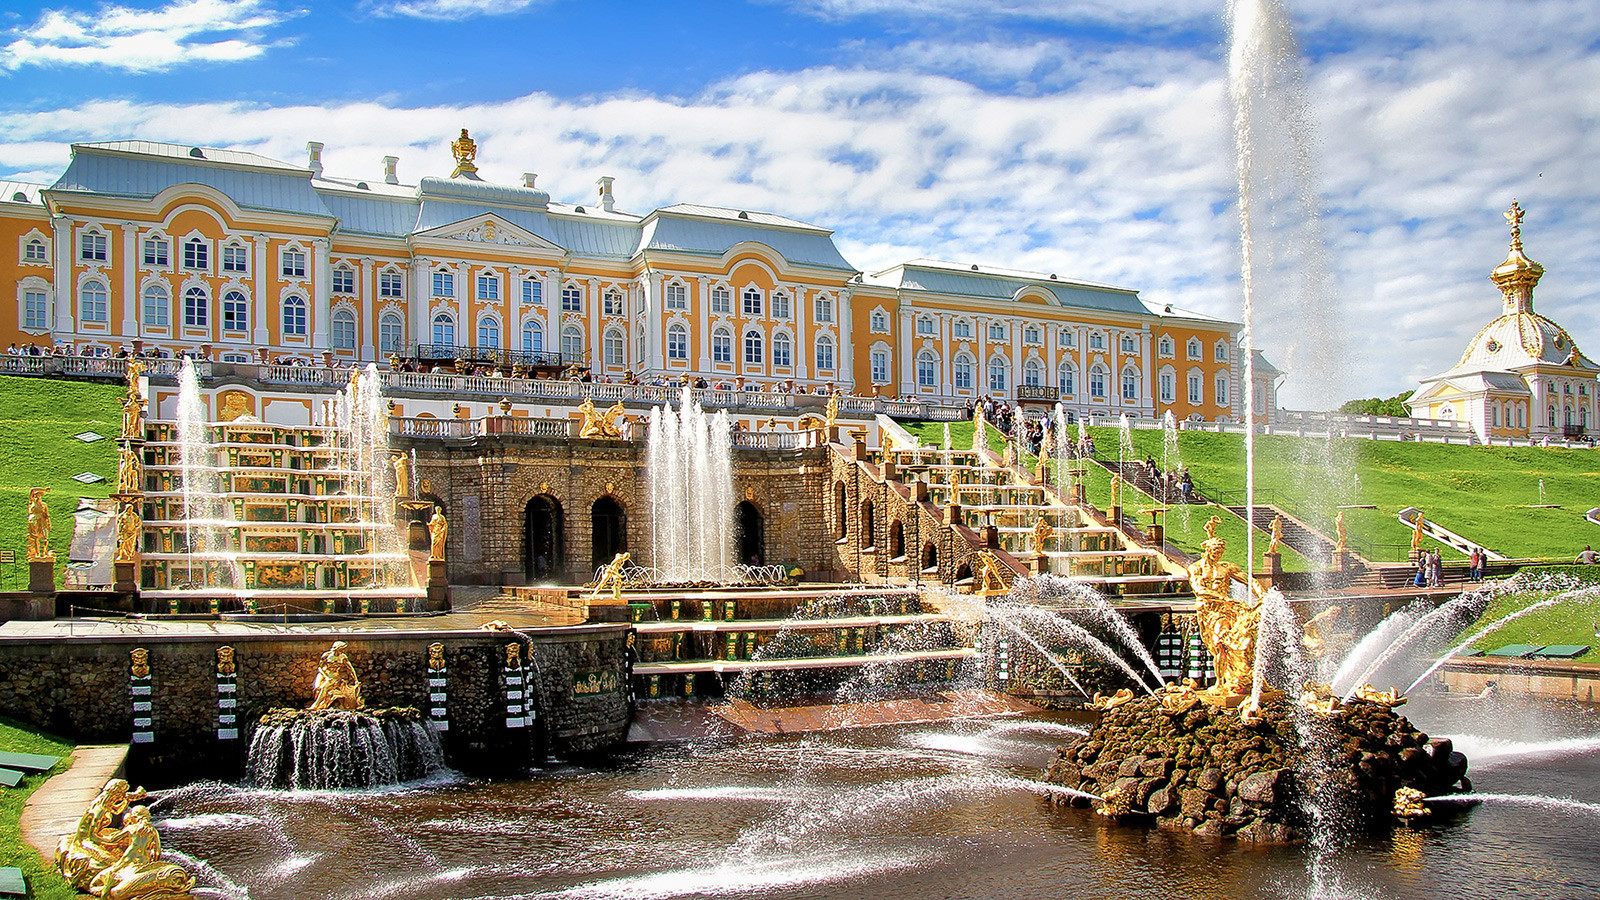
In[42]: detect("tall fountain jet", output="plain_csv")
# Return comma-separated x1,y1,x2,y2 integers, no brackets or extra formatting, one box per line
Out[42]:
646,387,734,583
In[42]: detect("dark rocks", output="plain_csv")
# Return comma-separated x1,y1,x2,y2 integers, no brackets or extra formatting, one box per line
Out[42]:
1238,768,1285,805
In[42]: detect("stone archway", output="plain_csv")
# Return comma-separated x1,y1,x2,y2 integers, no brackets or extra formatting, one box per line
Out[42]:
890,520,905,559
525,494,564,582
922,541,938,572
736,500,765,567
591,495,627,574
834,481,848,538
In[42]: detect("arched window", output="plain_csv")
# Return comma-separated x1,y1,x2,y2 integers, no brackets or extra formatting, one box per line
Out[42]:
183,286,208,327
332,309,357,349
667,324,688,360
141,285,169,328
282,295,307,336
917,316,935,335
815,334,835,371
744,330,763,366
602,289,623,316
987,356,1008,393
1215,340,1230,362
1159,370,1175,403
561,324,584,361
861,500,876,549
222,290,249,332
1159,335,1174,356
1058,364,1075,396
988,321,1006,342
182,238,207,270
80,280,108,323
379,313,404,354
1023,359,1043,387
1089,365,1107,399
1548,406,1557,428
710,286,731,313
917,351,938,389
1187,338,1202,360
712,327,733,364
333,265,355,293
772,291,790,319
1121,334,1138,354
889,520,905,559
1058,327,1075,347
870,309,888,332
742,287,763,317
1122,367,1139,401
522,320,543,353
665,282,687,310
604,328,624,366
1088,331,1105,350
431,312,455,346
772,332,792,368
23,238,47,263
476,315,500,349
953,319,972,339
954,353,974,390
1024,325,1040,344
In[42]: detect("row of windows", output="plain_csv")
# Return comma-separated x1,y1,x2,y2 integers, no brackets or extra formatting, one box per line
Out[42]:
73,231,318,281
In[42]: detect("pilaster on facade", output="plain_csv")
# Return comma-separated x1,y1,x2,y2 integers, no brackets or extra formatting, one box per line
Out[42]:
360,258,376,361
119,223,137,336
643,270,664,371
52,216,72,334
252,234,270,346
408,257,427,348
311,238,332,350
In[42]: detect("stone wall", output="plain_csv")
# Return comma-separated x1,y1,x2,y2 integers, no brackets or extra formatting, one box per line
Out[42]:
399,434,832,585
0,625,630,784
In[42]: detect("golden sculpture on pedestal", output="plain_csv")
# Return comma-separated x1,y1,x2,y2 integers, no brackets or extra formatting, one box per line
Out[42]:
116,446,143,496
450,128,478,178
26,486,53,561
1334,511,1348,553
309,641,363,710
1301,606,1340,659
1108,473,1121,507
1411,511,1426,551
824,393,839,431
1031,516,1055,555
88,805,195,900
1185,515,1269,705
216,646,236,676
505,642,522,669
391,454,411,499
428,510,449,561
1268,514,1283,556
427,642,446,671
115,500,142,563
56,778,147,890
129,648,150,679
974,550,1009,596
591,551,630,602
577,398,625,438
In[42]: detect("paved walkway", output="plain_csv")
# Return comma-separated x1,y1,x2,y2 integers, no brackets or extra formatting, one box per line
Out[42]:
18,744,129,860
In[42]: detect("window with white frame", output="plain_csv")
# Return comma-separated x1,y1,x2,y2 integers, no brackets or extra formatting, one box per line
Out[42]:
603,289,623,316
742,287,763,317
432,271,454,297
332,310,356,349
222,244,249,275
954,353,974,390
814,294,833,322
815,335,836,371
23,289,48,330
379,314,404,354
713,327,733,363
331,266,354,294
1160,372,1175,403
141,237,167,266
1122,368,1138,401
141,285,168,328
23,237,47,264
184,287,208,327
520,279,540,306
280,247,306,278
222,291,249,332
80,281,108,323
1215,373,1230,406
1089,331,1105,350
711,286,731,314
1215,340,1230,362
1058,364,1075,396
282,295,307,336
665,282,687,310
988,321,1006,342
477,273,499,302
380,270,404,299
917,351,937,388
561,284,583,312
1188,373,1203,404
953,319,972,339
871,349,890,384
1024,359,1043,387
477,315,500,349
1059,327,1075,347
604,329,624,366
773,332,792,368
988,356,1008,392
772,291,790,320
432,312,455,346
182,238,207,270
667,324,688,360
1024,325,1040,344
1090,365,1107,399
1159,335,1174,357
561,325,584,361
871,309,889,333
741,330,762,366
80,230,107,262
522,321,542,353
1187,338,1201,360
1119,335,1136,354
918,316,935,336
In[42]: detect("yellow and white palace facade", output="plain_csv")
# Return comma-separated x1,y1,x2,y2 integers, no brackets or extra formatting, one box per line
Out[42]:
0,136,1265,422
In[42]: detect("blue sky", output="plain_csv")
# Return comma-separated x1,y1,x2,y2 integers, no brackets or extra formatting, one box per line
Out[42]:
2,0,1598,406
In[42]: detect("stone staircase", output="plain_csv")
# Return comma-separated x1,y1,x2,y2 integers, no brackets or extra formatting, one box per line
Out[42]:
1223,504,1346,566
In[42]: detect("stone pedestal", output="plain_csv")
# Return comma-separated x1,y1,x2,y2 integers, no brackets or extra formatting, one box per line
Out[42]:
1109,505,1122,528
1257,551,1282,591
882,458,896,481
1334,550,1351,572
28,559,54,593
945,502,962,526
1145,522,1165,546
983,525,1000,550
426,559,450,610
114,560,138,593
1069,482,1085,506
1035,554,1050,575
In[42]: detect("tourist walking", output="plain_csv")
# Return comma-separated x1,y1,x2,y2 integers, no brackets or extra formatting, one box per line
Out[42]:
1427,549,1444,587
1578,545,1599,565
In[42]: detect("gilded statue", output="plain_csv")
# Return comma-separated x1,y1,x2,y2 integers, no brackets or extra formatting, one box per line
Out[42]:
428,510,449,562
1411,511,1426,551
427,642,446,671
1109,473,1122,506
216,646,236,677
309,641,363,710
129,648,150,679
600,400,627,437
391,454,411,499
450,128,479,178
971,409,987,453
87,805,195,900
114,500,142,563
116,445,143,496
1334,511,1347,553
577,398,624,438
974,550,1009,596
505,642,522,670
1267,514,1283,556
120,392,146,441
590,551,630,602
1186,515,1268,703
26,486,53,561
1301,606,1340,659
823,393,839,431
56,778,147,890
1353,683,1406,708
1030,516,1055,555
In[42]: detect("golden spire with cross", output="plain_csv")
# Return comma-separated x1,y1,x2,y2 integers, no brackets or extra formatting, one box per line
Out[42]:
1504,199,1526,251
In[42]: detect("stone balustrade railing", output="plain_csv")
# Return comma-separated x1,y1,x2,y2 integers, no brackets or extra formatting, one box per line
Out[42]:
390,415,829,448
0,355,208,379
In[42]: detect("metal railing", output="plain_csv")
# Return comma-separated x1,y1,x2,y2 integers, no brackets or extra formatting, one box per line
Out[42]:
412,343,579,368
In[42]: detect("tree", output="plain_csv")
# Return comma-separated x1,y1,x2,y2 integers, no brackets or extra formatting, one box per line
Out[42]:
1338,390,1415,418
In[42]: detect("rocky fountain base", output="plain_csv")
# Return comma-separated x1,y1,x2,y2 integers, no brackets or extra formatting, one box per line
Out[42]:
1043,693,1471,842
246,707,443,790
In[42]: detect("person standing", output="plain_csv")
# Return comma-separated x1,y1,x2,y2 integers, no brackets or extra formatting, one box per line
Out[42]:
1578,545,1599,565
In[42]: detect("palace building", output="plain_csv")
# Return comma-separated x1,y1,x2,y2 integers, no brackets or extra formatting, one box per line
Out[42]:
1408,202,1596,441
0,132,1267,421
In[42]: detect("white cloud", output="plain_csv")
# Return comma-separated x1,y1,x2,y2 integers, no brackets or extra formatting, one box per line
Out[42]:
372,0,546,20
0,0,296,73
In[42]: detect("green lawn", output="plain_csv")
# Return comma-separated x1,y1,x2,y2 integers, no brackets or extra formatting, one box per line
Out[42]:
1459,566,1600,662
0,376,122,588
0,717,77,900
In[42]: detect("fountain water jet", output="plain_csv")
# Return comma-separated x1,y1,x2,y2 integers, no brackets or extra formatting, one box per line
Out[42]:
646,387,734,583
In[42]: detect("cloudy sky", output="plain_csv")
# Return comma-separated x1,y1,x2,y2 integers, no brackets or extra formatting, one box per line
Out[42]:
2,0,1595,406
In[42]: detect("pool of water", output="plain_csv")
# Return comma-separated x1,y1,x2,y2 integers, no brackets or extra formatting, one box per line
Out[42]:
151,695,1600,900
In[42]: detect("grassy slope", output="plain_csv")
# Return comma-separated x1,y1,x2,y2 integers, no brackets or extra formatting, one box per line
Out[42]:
1458,566,1600,661
0,376,121,588
0,717,77,900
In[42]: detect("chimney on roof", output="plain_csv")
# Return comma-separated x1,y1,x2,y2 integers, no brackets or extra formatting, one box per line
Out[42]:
383,156,399,185
307,141,324,178
522,173,538,189
597,175,615,212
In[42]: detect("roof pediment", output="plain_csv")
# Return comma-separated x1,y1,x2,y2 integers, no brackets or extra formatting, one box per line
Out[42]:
413,213,563,252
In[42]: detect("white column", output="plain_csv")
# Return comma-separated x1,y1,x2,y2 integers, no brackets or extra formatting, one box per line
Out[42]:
839,287,855,391
696,275,711,371
311,238,332,350
898,300,915,396
119,224,137,338
644,270,664,371
252,235,269,345
360,258,376,361
587,276,600,369
409,258,428,352
456,262,469,350
796,287,810,382
53,217,73,334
